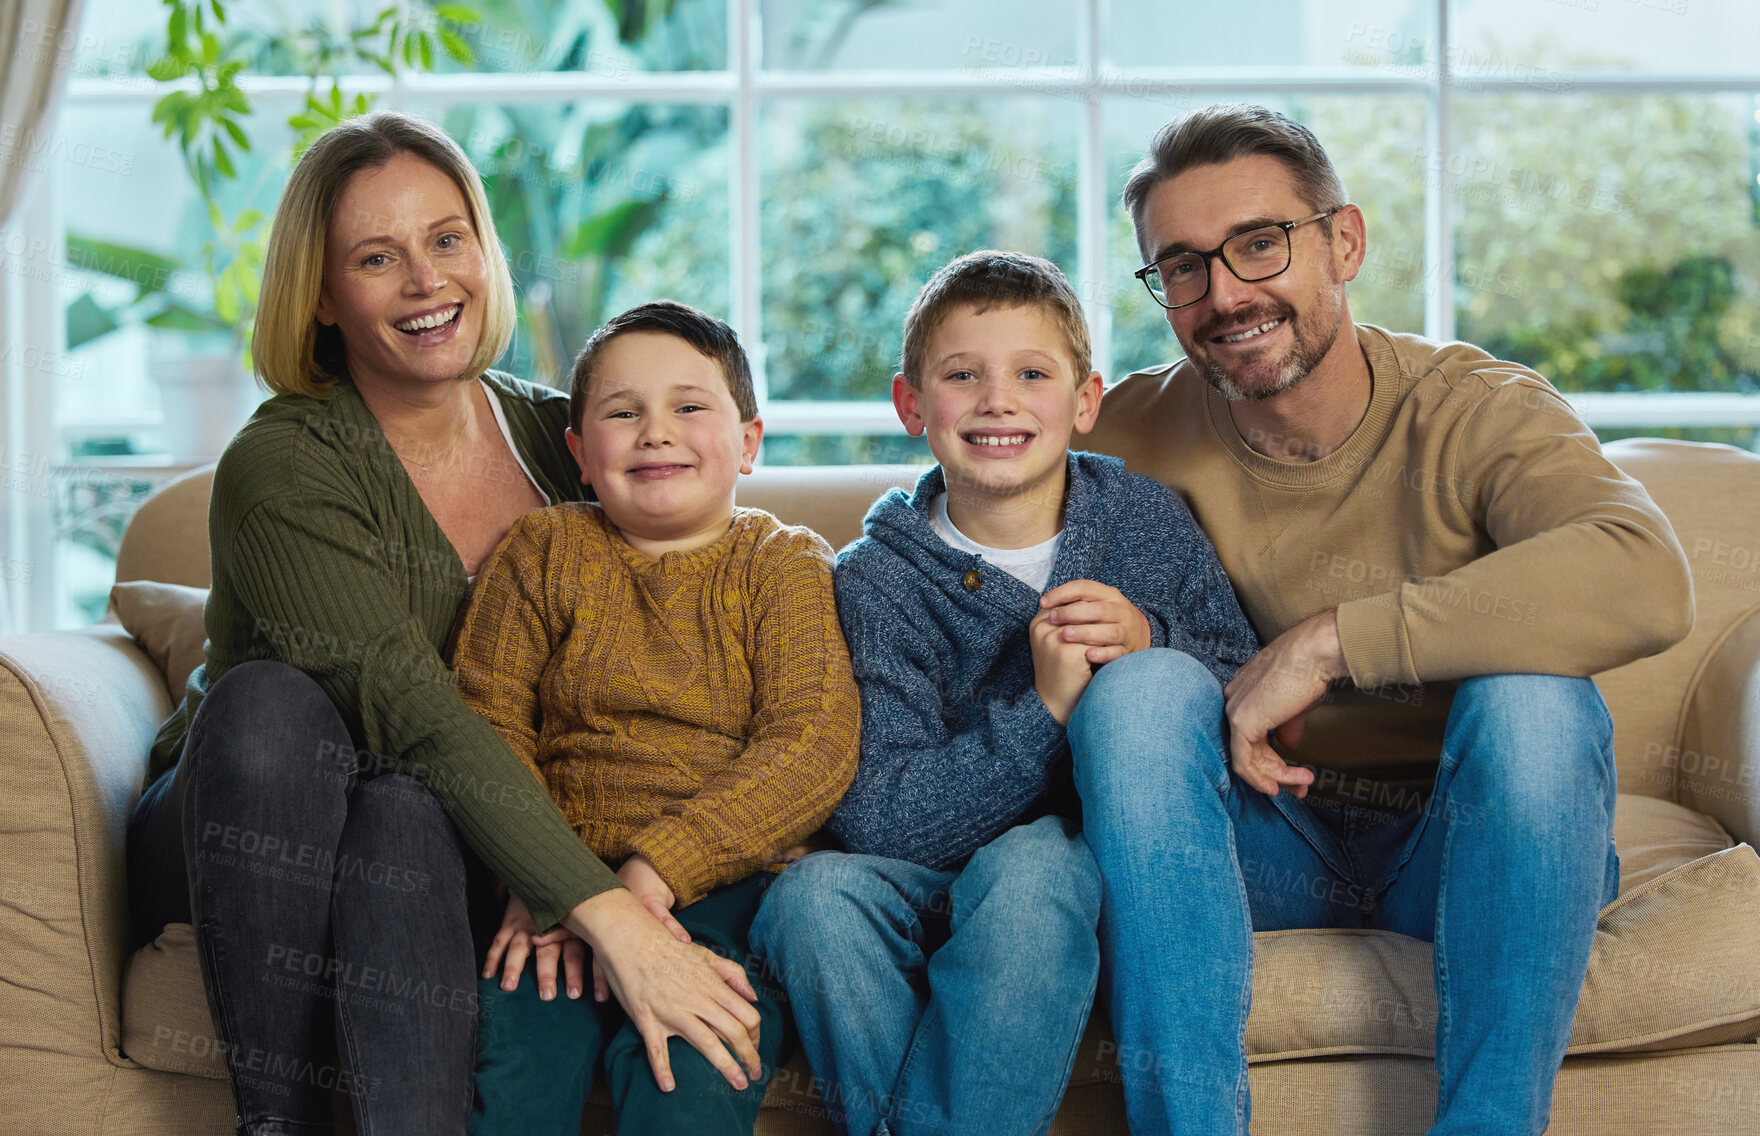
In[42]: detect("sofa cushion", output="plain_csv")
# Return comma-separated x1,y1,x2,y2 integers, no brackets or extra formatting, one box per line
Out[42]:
121,923,228,1080
125,807,1758,1095
1236,842,1760,1062
109,582,209,701
1613,793,1735,893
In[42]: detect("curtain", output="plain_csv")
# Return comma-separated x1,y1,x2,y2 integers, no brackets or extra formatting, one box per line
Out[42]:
0,0,88,227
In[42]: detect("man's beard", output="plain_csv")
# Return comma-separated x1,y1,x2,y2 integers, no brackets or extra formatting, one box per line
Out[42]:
1192,296,1342,403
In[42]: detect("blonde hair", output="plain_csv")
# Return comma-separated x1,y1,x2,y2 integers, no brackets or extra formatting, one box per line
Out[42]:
253,110,516,398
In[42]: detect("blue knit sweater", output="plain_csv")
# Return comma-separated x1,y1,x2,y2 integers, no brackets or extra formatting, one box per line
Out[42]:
829,452,1260,869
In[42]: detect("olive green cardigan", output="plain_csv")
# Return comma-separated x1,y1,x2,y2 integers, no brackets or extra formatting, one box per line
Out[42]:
149,370,620,929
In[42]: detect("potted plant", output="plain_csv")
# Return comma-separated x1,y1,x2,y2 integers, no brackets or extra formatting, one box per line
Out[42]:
62,0,478,458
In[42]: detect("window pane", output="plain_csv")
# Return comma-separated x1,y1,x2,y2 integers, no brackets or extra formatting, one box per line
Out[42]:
761,97,1079,401
762,435,933,466
1449,0,1760,75
761,0,1077,71
1103,0,1434,71
71,1,728,80
55,102,290,451
1106,94,1427,380
441,0,727,74
1451,94,1760,396
430,101,730,388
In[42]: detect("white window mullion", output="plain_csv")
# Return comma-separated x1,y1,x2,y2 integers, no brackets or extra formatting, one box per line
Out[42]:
1076,0,1111,383
1423,0,1455,343
731,0,763,412
1,169,64,632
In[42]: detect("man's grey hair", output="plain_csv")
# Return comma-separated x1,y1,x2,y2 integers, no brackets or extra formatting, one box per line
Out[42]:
1122,103,1349,260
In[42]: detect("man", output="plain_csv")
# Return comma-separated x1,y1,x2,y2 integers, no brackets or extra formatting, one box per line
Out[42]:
1076,103,1693,1135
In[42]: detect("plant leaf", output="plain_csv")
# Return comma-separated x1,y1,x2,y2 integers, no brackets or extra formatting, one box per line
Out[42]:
439,27,472,64
146,302,230,333
66,293,120,350
64,234,181,290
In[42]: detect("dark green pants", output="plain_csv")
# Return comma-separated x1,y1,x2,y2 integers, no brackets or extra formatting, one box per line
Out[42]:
469,873,787,1136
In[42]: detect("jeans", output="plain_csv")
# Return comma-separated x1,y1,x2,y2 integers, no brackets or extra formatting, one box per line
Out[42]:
749,814,1102,1136
1068,648,1618,1136
127,661,488,1136
470,873,784,1136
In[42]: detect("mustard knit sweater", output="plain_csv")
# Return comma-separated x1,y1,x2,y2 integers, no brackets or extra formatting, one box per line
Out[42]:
451,504,861,907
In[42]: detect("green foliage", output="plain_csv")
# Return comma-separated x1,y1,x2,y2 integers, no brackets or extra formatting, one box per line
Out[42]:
122,0,482,357
759,99,1078,401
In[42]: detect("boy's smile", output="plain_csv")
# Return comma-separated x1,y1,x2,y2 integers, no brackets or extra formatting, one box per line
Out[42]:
894,303,1102,549
567,331,762,558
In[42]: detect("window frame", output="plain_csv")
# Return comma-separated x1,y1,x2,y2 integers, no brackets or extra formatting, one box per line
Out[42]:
5,0,1760,630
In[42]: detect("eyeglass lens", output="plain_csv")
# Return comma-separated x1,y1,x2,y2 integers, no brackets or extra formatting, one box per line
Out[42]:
1145,225,1292,307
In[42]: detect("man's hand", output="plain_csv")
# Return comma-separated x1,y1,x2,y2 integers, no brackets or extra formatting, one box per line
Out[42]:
1031,605,1099,725
1039,579,1153,665
483,891,588,1001
1222,610,1348,797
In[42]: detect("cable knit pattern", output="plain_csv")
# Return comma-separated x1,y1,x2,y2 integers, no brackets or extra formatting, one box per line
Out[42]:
829,452,1261,870
452,504,861,907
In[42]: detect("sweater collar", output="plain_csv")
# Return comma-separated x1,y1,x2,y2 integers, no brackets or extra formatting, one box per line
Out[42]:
861,452,1119,594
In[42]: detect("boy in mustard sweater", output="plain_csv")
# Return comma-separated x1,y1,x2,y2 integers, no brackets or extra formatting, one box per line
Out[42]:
452,300,861,1136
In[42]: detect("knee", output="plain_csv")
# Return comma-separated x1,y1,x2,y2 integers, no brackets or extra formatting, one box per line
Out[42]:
1069,649,1227,803
343,774,463,878
752,852,884,953
189,660,351,787
1074,648,1222,732
1446,675,1616,816
960,818,1101,929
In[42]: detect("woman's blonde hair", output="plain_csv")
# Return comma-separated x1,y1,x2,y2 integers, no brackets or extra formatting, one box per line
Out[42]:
252,110,516,398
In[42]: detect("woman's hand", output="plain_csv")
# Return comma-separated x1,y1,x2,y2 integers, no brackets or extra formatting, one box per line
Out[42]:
566,887,763,1094
549,854,689,1004
483,892,588,1001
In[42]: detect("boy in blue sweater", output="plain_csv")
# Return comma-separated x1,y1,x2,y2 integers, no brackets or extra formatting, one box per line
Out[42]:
749,250,1259,1136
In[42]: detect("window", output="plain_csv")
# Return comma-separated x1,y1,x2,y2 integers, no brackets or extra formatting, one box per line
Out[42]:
6,0,1759,628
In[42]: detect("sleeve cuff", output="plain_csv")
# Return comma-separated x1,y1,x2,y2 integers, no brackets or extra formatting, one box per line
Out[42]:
524,872,623,936
626,819,712,909
1334,591,1419,689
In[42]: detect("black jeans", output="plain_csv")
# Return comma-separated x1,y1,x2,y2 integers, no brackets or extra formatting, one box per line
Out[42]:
128,660,491,1136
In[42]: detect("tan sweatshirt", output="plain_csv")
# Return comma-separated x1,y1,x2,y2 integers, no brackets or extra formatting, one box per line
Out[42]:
1087,324,1692,804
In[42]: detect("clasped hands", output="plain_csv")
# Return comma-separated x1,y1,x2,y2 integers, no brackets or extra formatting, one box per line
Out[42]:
1028,583,1346,798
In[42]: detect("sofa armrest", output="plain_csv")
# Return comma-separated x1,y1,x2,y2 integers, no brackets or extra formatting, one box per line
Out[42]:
0,624,174,1072
1677,607,1760,847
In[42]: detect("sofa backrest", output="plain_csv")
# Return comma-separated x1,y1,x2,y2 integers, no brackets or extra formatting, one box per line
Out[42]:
1592,439,1760,808
112,440,1760,804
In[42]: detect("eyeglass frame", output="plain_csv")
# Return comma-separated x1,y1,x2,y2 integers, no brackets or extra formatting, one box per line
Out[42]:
1132,207,1344,311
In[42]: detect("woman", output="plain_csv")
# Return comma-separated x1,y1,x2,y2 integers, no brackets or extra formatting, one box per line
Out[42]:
125,111,762,1136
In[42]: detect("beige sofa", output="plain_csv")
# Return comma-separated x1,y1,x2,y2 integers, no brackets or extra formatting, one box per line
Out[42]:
3,438,1758,1136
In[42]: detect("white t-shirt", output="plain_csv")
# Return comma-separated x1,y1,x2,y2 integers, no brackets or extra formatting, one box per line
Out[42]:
930,493,1064,593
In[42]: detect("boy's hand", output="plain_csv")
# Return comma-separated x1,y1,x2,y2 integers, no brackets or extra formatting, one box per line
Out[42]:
1040,580,1152,665
619,853,680,921
1031,606,1098,725
484,891,588,1001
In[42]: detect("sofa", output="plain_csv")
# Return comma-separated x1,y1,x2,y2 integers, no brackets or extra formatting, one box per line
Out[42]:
2,437,1758,1136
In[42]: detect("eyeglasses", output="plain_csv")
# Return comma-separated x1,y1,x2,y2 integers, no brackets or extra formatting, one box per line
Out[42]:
1133,208,1342,310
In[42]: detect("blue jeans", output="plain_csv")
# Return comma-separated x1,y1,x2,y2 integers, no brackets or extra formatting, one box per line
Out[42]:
127,661,490,1136
749,815,1102,1136
1068,649,1618,1136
